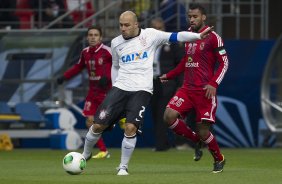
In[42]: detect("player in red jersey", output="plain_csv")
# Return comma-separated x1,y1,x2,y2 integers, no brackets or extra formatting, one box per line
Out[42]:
160,3,229,173
57,26,112,159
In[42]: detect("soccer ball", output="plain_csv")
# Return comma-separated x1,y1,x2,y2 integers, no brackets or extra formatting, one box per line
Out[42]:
62,152,86,175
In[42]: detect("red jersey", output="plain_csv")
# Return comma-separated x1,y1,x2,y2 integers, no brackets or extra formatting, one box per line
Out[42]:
166,26,229,90
64,43,112,94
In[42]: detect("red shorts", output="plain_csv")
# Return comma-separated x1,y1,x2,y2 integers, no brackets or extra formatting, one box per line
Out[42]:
166,88,217,123
82,92,106,117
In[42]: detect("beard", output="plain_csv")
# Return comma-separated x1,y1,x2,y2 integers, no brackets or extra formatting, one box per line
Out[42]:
191,23,204,32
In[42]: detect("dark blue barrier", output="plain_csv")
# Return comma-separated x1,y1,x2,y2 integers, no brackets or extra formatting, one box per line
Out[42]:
215,40,275,147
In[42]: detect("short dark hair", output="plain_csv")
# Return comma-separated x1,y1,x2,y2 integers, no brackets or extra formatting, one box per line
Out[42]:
189,3,207,15
87,26,102,36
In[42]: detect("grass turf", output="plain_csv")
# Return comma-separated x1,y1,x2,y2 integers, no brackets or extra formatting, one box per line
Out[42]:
0,148,281,184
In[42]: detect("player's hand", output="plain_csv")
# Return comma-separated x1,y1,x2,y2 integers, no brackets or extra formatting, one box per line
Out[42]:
159,74,168,83
203,84,216,99
98,76,108,88
200,26,214,39
57,76,65,85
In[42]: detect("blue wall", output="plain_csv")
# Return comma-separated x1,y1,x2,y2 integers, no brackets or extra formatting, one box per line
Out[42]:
214,40,275,147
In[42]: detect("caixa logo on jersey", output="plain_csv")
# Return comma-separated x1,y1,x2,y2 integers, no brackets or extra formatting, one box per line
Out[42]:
121,51,148,63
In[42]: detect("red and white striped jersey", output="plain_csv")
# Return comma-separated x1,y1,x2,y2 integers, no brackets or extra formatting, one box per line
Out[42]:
166,26,229,90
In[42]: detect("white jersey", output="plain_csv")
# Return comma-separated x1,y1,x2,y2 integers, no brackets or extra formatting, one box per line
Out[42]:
111,28,172,94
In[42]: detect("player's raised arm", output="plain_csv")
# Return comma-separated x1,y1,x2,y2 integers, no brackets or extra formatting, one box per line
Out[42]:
169,26,213,42
199,26,213,38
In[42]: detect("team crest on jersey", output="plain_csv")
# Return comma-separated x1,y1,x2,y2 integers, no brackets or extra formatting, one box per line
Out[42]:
98,58,103,65
139,36,147,46
187,56,193,62
200,42,205,50
99,109,108,120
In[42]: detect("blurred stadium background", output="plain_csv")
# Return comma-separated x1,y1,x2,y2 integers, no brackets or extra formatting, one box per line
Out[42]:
0,0,282,150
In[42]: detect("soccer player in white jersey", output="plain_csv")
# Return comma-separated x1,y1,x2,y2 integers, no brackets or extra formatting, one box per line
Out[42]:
81,10,212,176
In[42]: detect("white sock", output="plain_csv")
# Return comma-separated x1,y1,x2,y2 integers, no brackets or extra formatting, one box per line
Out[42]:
119,134,137,169
82,125,101,158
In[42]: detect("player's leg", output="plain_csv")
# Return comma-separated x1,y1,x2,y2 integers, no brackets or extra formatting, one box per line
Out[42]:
164,89,200,143
92,138,110,159
117,90,151,176
195,94,225,172
82,123,108,160
193,139,204,161
165,107,203,161
196,121,225,173
117,123,137,176
82,87,124,160
82,100,103,160
83,97,110,159
164,108,199,142
86,117,110,159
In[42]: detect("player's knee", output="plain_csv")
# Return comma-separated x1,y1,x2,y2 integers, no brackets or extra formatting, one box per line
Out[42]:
124,123,137,136
92,123,106,133
86,118,93,128
197,121,211,139
163,108,178,125
198,129,209,139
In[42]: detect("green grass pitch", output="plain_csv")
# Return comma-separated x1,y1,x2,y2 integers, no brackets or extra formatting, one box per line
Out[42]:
0,148,281,184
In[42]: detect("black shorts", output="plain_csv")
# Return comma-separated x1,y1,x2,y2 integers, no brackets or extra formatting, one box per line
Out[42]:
94,87,152,128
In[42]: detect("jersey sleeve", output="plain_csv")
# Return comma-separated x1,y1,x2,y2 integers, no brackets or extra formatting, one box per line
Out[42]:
209,33,229,88
63,52,85,79
148,28,172,46
166,56,186,79
110,40,119,83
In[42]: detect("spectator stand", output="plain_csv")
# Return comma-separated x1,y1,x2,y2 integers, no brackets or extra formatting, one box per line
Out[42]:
65,0,95,26
15,0,34,29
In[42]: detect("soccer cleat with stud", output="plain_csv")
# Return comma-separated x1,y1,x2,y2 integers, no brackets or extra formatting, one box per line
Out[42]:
92,151,110,159
212,155,226,173
193,141,203,161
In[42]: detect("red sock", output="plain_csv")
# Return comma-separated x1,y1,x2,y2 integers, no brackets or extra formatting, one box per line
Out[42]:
95,138,107,152
203,132,223,161
169,119,200,143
